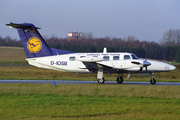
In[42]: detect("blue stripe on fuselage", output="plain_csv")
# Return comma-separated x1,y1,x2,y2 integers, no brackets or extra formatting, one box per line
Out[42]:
50,48,75,55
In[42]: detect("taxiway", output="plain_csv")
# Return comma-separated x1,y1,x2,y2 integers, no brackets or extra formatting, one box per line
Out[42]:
0,80,180,86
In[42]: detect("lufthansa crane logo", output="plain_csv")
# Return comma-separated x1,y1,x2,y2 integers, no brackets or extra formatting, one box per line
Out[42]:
27,37,42,53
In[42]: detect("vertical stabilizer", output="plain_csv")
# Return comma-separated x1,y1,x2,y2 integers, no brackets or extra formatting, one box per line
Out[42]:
6,23,52,58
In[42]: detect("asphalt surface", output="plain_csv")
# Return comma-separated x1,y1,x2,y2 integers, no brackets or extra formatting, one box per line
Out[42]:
0,80,180,86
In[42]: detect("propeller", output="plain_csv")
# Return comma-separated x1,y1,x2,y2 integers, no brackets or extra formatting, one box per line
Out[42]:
131,48,151,73
131,60,151,71
140,60,151,71
142,48,151,73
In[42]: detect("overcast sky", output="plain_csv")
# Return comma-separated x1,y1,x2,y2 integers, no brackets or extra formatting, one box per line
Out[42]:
1,0,180,42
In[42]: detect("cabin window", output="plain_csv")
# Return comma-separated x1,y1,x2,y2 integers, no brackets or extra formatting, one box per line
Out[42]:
113,56,119,60
124,55,131,60
69,56,75,61
103,56,109,61
80,56,86,58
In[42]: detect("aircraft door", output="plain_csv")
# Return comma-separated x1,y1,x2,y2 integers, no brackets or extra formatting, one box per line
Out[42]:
69,56,76,70
123,55,131,68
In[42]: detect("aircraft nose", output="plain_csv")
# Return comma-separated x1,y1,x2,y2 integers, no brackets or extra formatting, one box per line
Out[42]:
169,65,176,71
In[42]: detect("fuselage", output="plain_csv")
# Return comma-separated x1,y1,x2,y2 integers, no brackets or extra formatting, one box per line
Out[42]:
26,52,176,74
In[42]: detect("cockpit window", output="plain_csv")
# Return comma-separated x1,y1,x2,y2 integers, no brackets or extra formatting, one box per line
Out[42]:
131,54,139,59
124,55,131,60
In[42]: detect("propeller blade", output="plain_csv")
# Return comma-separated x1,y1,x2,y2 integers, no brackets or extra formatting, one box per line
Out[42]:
146,49,148,61
140,67,143,71
145,66,148,75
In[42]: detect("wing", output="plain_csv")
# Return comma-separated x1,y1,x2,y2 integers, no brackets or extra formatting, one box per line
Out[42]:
83,62,114,73
75,56,115,72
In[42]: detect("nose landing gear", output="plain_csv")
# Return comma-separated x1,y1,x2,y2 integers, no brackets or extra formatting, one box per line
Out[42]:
150,73,156,84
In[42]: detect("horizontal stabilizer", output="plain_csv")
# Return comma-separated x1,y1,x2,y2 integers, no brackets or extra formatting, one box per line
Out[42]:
6,23,40,29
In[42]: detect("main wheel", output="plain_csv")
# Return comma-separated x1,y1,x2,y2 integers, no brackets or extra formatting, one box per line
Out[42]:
150,78,156,84
97,77,105,84
117,76,123,83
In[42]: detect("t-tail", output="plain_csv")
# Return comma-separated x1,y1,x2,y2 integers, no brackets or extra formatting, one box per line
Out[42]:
6,23,53,58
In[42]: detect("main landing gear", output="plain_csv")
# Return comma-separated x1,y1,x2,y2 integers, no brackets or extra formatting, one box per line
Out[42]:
117,74,123,83
96,64,124,84
97,77,105,84
97,74,124,84
97,65,105,84
97,75,124,84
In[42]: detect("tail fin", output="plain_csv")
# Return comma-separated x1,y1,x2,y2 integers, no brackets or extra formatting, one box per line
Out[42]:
6,23,52,58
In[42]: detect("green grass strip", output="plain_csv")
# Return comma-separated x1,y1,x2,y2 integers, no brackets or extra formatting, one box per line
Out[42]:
0,84,180,119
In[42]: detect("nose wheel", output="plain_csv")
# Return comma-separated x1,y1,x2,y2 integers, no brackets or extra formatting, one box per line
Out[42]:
150,73,156,84
150,78,156,84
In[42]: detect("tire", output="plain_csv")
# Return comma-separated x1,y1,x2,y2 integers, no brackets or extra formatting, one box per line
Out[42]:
150,78,156,84
97,77,105,84
117,77,123,83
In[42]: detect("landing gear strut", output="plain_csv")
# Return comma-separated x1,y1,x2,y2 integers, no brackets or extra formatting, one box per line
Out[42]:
150,73,156,84
117,74,123,83
97,65,105,84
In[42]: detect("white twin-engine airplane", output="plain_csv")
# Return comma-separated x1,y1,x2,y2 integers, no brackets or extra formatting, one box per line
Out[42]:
6,23,176,84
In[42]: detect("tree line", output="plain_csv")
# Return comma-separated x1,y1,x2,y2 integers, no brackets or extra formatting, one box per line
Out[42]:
1,29,180,62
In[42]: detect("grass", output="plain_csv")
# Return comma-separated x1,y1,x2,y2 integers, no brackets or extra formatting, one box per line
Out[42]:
0,84,180,119
0,60,28,65
0,46,25,61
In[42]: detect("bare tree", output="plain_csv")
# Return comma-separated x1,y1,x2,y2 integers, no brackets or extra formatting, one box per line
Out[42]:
81,32,94,39
123,35,138,42
159,29,180,46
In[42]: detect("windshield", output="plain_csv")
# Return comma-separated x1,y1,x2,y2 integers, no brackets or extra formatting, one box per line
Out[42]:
131,54,139,59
